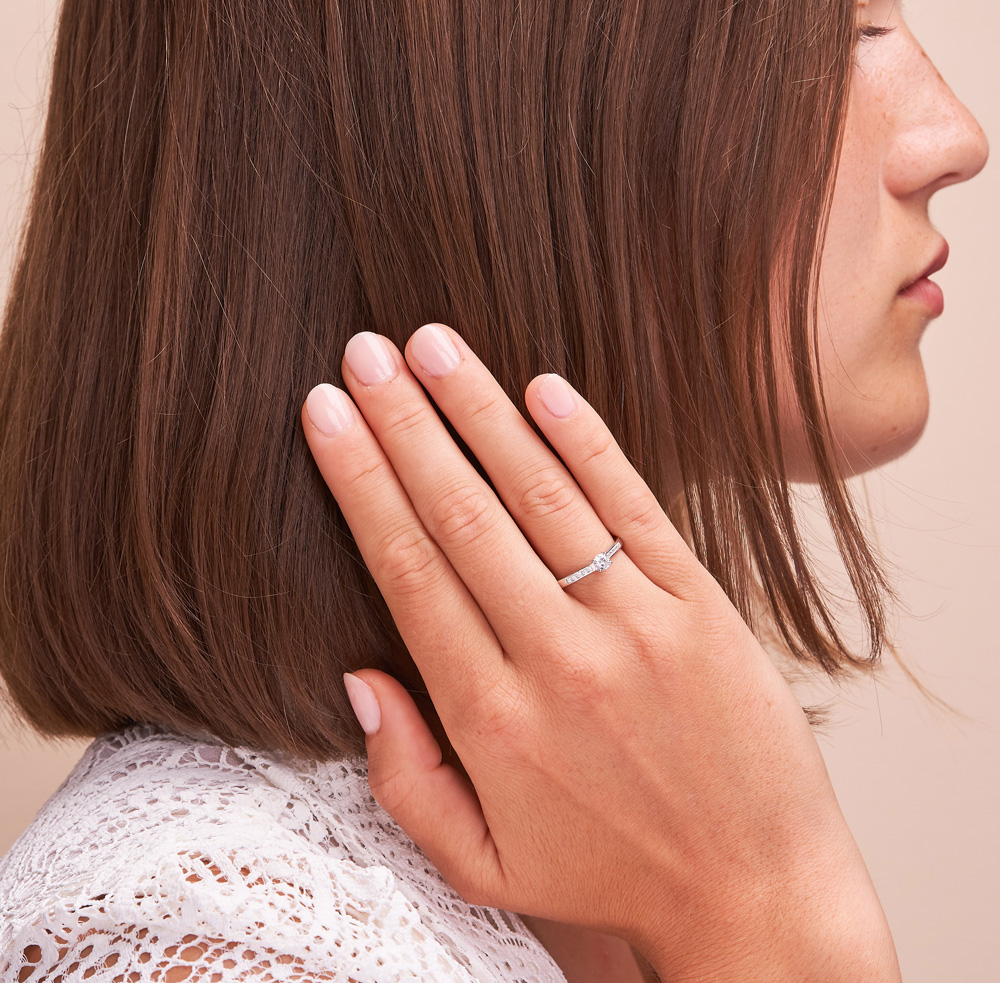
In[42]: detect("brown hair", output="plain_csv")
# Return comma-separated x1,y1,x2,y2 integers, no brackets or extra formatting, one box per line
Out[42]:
0,0,895,760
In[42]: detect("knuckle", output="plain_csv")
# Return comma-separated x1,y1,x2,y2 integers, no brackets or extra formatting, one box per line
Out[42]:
541,644,607,712
367,759,420,818
461,388,504,428
375,525,444,598
617,490,665,538
342,455,392,495
380,398,429,443
426,484,496,551
462,672,530,749
515,466,578,523
629,617,675,674
698,605,747,652
675,597,746,668
575,427,617,472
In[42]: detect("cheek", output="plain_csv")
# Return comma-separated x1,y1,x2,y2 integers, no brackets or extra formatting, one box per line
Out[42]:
819,79,895,340
775,72,931,480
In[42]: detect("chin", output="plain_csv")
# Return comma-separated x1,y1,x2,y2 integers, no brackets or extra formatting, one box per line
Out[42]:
837,383,932,476
785,374,931,482
840,425,926,475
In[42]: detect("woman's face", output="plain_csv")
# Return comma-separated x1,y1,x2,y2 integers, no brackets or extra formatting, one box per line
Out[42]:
783,0,988,480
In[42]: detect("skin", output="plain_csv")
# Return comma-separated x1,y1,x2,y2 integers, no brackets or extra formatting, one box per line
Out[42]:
303,324,903,983
536,11,989,970
303,7,988,983
781,0,988,480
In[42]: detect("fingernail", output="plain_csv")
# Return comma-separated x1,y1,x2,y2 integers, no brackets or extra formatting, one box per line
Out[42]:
345,332,398,386
409,323,461,378
344,673,381,736
306,383,355,436
537,374,577,418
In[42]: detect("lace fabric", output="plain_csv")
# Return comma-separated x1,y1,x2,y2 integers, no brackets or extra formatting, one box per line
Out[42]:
0,724,567,983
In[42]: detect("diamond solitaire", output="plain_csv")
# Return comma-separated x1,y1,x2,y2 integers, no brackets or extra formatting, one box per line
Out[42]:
555,538,623,589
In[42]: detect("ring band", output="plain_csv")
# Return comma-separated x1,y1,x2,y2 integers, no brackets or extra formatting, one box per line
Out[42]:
556,538,623,588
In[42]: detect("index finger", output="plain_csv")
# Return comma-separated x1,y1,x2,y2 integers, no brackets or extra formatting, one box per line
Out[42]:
301,382,505,712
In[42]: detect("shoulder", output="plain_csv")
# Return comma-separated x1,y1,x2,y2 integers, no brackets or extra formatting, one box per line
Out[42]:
0,723,330,900
0,725,566,983
0,725,474,981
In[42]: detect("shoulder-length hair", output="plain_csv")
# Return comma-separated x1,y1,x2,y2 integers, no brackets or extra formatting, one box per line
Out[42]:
0,0,892,759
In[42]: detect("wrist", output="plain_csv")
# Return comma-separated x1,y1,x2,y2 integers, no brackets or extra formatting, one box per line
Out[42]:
636,836,901,983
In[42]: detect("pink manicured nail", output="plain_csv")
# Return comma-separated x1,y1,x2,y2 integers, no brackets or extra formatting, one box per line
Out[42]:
343,673,381,736
345,332,398,386
409,323,461,378
306,384,355,436
537,374,577,418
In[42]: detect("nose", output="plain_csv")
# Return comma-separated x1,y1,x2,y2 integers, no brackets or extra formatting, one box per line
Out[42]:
882,44,990,200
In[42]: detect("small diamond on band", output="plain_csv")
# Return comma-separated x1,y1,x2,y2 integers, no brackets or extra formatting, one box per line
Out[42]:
556,538,623,589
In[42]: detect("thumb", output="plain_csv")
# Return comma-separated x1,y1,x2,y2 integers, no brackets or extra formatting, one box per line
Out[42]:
343,670,503,907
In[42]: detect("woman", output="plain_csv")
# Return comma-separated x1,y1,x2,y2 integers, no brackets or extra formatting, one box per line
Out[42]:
0,0,987,980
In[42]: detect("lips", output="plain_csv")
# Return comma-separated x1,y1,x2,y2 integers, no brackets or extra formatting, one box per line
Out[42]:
900,240,950,293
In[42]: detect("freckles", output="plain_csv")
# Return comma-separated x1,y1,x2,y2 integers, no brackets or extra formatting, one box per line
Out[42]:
876,92,895,131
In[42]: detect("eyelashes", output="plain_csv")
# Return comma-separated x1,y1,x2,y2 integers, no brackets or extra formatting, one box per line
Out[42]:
854,20,896,68
858,23,896,41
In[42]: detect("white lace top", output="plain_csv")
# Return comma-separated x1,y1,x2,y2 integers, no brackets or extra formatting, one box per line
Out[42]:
0,724,567,982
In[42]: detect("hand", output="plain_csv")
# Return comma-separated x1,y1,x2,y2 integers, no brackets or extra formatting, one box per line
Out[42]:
300,323,900,982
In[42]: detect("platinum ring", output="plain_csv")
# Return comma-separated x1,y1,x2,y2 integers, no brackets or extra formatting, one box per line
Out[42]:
556,538,623,588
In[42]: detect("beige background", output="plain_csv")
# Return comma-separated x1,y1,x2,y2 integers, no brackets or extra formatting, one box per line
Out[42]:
1,2,997,979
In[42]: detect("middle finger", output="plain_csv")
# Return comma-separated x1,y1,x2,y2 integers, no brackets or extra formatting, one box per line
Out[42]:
402,324,634,602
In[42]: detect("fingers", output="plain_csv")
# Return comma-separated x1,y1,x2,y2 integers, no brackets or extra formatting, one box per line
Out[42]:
305,322,698,696
344,670,504,909
337,331,570,629
301,383,503,709
402,324,641,605
524,374,706,601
